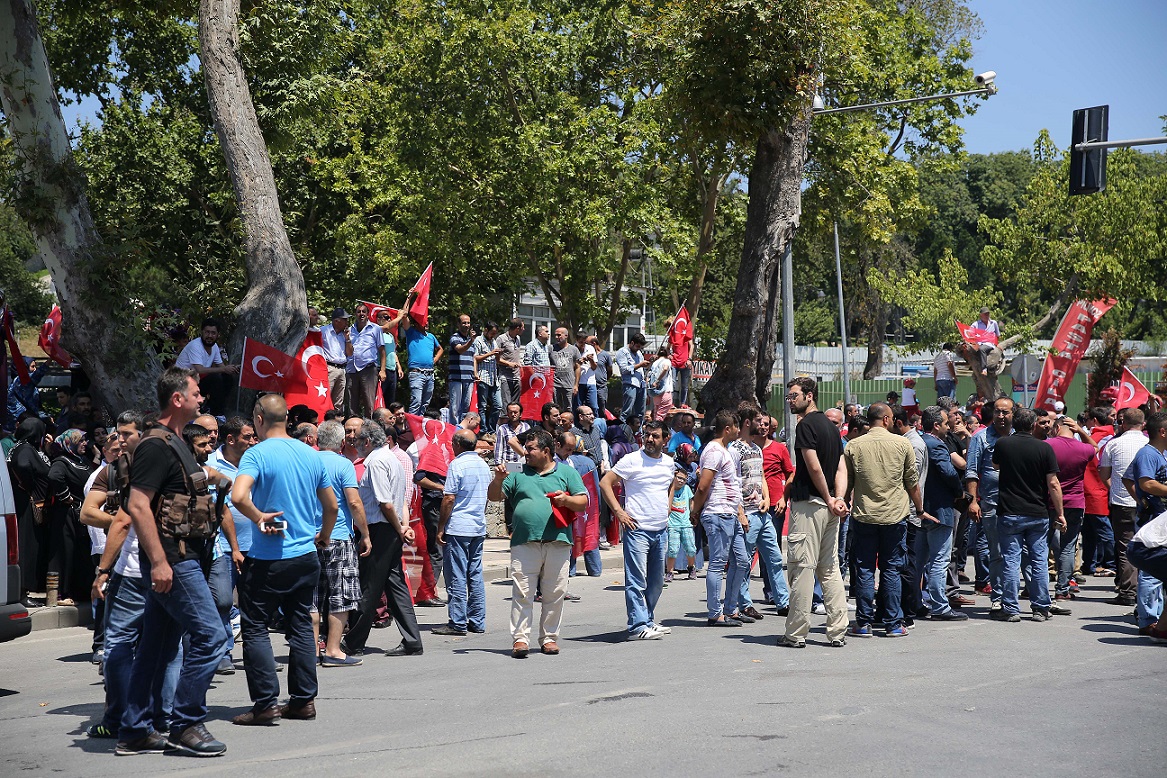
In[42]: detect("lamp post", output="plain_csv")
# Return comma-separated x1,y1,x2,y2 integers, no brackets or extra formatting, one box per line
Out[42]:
779,72,999,427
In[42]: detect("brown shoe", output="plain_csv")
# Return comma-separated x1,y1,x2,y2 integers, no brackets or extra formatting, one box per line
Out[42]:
232,705,281,726
948,595,975,608
512,641,529,659
541,641,560,655
742,606,765,620
277,701,316,720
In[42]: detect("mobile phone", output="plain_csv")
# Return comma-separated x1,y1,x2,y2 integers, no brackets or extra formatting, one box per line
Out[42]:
262,520,288,532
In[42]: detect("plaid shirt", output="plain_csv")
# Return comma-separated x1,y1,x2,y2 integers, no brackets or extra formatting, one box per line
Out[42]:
495,421,530,465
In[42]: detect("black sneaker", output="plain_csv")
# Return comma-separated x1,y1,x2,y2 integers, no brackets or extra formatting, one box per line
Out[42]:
933,610,969,621
87,722,117,739
989,609,1021,622
115,731,171,756
431,624,467,636
169,723,227,757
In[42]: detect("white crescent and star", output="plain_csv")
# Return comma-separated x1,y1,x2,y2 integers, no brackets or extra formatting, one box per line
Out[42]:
251,355,276,379
300,345,326,377
674,315,689,337
1120,382,1137,403
529,370,548,399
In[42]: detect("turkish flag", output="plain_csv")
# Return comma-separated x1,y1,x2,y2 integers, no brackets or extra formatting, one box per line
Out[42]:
956,319,998,346
360,300,401,336
406,413,457,476
239,337,296,392
667,304,694,368
573,469,601,557
1116,366,1151,410
284,330,334,417
519,365,554,420
409,263,433,328
468,381,478,413
1,306,30,383
38,305,72,367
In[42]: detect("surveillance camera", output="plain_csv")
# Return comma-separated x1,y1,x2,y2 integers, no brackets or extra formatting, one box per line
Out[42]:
975,71,996,86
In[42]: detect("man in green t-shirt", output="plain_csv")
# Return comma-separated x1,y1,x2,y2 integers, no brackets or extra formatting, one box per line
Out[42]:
488,428,588,659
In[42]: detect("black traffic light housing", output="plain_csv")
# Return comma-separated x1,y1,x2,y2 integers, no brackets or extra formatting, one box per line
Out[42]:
1070,105,1108,195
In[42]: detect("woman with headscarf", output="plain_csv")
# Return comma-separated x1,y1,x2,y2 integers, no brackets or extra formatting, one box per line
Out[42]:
45,428,94,605
6,418,52,602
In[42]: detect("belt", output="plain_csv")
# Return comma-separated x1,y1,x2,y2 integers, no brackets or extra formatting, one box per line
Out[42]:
327,361,346,368
410,368,435,373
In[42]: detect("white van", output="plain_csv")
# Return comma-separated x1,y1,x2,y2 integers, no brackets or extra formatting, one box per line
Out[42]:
1,460,33,642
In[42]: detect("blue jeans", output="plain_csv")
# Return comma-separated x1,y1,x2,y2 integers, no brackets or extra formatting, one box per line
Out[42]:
701,513,750,620
120,559,227,740
101,573,180,733
620,383,645,423
852,519,907,628
477,382,502,432
442,535,486,631
575,384,598,414
979,509,1004,606
1129,540,1167,628
569,548,602,577
207,553,235,659
738,511,789,610
239,552,320,711
1049,508,1084,596
1000,514,1052,614
623,527,667,633
673,366,691,408
448,379,473,424
1082,512,1116,572
935,379,956,399
409,369,434,415
915,522,954,615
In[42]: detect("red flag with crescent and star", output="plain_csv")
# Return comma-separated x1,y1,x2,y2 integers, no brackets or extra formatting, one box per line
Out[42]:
239,337,296,392
955,319,998,346
520,365,554,421
285,330,335,417
38,305,72,367
408,263,433,328
359,300,401,335
667,304,694,369
405,413,457,475
1115,366,1151,410
572,469,601,557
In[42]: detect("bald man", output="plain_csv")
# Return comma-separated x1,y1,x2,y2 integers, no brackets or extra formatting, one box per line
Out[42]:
230,394,339,724
434,430,492,636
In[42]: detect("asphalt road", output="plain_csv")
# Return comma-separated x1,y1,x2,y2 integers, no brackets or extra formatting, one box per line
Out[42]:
1,568,1163,777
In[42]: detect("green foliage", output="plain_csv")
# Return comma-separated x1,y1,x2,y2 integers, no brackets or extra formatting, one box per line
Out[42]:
1087,328,1135,407
0,203,52,324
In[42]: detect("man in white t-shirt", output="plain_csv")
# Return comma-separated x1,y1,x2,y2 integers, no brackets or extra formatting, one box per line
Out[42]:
600,420,675,639
933,343,956,400
574,330,599,413
174,317,239,415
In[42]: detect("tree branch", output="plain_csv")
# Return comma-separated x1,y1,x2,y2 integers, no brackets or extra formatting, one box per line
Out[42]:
999,273,1079,349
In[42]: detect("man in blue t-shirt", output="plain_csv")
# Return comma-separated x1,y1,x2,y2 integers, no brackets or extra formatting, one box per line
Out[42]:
401,315,445,414
1123,411,1167,632
230,394,338,724
314,420,372,667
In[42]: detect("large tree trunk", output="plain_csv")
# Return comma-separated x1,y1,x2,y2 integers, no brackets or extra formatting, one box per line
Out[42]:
863,302,888,379
699,110,811,416
199,0,306,357
0,0,158,410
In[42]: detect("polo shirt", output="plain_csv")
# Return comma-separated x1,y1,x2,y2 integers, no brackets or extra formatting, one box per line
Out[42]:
319,449,359,541
449,332,475,382
405,328,441,370
502,463,586,547
443,451,492,536
1100,429,1149,507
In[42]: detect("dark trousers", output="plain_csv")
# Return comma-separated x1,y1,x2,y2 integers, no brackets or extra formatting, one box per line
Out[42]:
1110,503,1138,599
347,523,422,651
347,364,379,419
900,522,922,618
554,387,572,413
596,383,609,419
381,370,399,407
1082,512,1116,572
853,519,907,628
239,552,320,711
420,497,444,588
91,554,106,652
1129,540,1167,585
198,372,234,416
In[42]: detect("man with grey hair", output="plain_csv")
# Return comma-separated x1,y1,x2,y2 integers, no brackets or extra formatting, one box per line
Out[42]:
313,420,371,666
292,422,318,449
433,430,492,636
344,420,423,656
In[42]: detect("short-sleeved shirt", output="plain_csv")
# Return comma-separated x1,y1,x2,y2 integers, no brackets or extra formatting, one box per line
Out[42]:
612,450,676,531
175,339,223,370
130,432,205,565
1126,444,1167,522
698,441,740,516
648,357,673,396
728,439,766,513
933,350,956,381
523,339,550,367
667,430,702,455
550,343,581,390
578,344,597,386
993,433,1059,518
382,332,398,371
1047,436,1096,510
348,321,383,372
502,463,586,547
319,449,359,541
496,332,523,379
405,328,441,370
443,451,492,536
1100,430,1149,507
207,449,252,554
843,427,917,525
359,445,409,525
473,335,498,386
668,484,693,529
320,326,349,365
448,332,475,382
760,440,794,506
238,438,331,560
790,411,843,502
595,351,614,387
495,421,530,464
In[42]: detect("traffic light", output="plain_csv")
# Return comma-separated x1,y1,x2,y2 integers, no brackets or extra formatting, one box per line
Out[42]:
1070,105,1108,195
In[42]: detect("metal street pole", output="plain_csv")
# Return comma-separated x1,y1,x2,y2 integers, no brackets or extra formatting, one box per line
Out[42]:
833,221,850,404
782,239,796,453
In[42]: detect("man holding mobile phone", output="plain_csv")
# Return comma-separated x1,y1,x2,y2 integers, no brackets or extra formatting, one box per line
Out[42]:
230,394,339,725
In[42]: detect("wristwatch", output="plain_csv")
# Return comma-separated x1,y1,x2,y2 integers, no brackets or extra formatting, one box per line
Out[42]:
96,566,112,576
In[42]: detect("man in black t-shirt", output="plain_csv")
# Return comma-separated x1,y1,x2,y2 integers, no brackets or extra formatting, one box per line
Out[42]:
779,377,849,649
117,367,229,758
992,407,1067,622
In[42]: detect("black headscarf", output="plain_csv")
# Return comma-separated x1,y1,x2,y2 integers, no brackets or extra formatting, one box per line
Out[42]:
14,417,46,444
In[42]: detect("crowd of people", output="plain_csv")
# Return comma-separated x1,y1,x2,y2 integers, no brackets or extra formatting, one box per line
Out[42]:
6,304,1167,760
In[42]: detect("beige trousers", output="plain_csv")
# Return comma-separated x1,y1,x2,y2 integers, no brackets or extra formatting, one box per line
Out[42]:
510,541,571,646
783,500,849,643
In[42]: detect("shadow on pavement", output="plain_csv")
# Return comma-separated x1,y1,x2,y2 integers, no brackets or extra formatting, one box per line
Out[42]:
56,652,92,664
564,630,629,644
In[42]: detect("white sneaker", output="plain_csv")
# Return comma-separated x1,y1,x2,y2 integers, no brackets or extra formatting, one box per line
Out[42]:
811,603,827,615
847,601,857,611
628,626,665,640
651,623,672,634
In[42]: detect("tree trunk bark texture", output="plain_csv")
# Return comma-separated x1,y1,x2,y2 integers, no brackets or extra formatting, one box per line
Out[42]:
199,0,306,357
0,0,158,410
699,110,811,417
863,301,887,379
